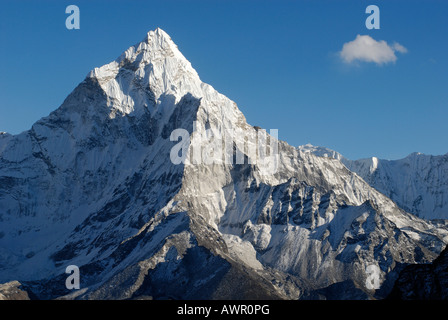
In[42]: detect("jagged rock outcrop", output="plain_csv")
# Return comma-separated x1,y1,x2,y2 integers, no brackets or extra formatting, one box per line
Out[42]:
0,281,30,300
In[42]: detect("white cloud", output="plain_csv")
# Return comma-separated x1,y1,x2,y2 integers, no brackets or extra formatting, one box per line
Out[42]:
392,42,408,54
339,35,407,65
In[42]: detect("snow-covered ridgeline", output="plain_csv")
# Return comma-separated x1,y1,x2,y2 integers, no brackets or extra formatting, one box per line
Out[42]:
300,144,448,220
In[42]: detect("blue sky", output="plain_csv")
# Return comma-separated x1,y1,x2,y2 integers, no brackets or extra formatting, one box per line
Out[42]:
0,0,447,160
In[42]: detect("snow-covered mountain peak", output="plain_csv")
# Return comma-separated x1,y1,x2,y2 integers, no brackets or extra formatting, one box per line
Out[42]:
86,28,203,117
143,27,183,56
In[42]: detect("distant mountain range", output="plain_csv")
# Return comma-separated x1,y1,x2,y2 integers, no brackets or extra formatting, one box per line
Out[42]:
299,144,448,220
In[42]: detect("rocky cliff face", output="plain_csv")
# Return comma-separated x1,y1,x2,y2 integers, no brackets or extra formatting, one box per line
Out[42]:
0,28,447,300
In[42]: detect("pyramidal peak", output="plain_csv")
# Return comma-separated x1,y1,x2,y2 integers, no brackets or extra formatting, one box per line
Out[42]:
80,28,247,146
87,28,202,112
141,27,186,60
